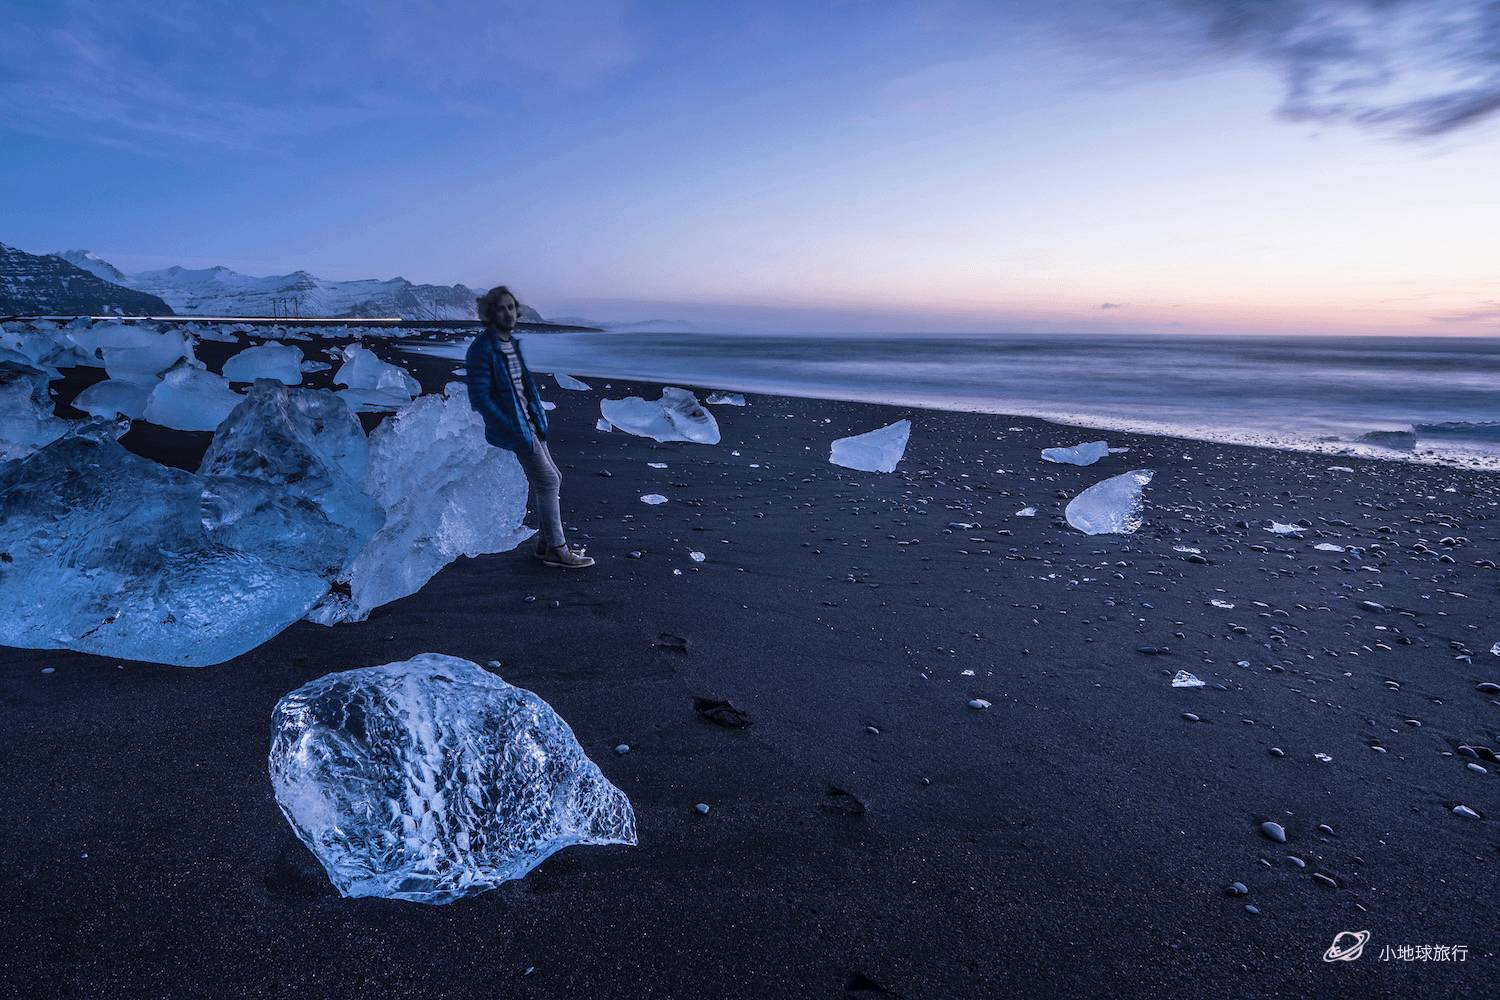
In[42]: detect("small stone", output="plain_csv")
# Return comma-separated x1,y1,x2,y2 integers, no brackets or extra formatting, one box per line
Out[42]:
1317,823,1334,836
626,550,643,559
1226,882,1249,896
614,744,630,755
1286,855,1306,869
1182,712,1199,722
865,725,881,735
1260,821,1287,843
1245,904,1259,915
40,666,55,674
1453,804,1481,819
1312,873,1338,888
694,802,710,815
967,698,992,710
1477,682,1500,694
1269,747,1284,757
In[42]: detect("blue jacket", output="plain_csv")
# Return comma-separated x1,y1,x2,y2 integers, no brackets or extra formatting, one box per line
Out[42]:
464,330,549,452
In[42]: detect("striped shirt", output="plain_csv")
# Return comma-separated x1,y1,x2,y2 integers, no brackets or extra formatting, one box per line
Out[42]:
496,336,537,429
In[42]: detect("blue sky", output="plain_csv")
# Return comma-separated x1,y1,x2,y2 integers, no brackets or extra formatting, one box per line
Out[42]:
2,0,1498,333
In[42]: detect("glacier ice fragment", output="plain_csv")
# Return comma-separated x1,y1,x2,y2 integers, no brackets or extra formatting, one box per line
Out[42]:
333,344,420,411
1064,469,1154,535
551,372,590,391
0,361,72,462
706,391,746,406
72,378,153,420
143,359,243,431
830,419,910,473
307,384,530,624
600,387,719,444
268,653,637,904
223,343,303,385
1041,440,1109,466
1171,671,1206,688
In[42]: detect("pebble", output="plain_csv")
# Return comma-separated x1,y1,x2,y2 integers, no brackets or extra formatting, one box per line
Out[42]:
1226,882,1249,896
627,550,643,559
694,803,710,815
1312,873,1338,889
967,698,992,710
1317,823,1334,836
614,744,630,755
1286,855,1306,869
1453,804,1481,820
1269,747,1284,757
1182,712,1199,722
1245,904,1260,915
40,666,55,674
1477,682,1500,695
865,725,881,735
1260,821,1287,843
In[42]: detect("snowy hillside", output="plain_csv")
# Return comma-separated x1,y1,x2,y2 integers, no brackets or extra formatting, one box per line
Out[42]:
55,252,545,322
0,244,173,316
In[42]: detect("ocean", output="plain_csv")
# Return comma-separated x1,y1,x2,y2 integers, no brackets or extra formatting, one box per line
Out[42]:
402,331,1500,469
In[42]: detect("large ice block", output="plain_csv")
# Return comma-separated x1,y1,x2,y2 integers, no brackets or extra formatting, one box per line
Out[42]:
268,653,637,904
599,387,720,444
307,383,531,624
0,421,333,666
334,344,420,412
143,359,243,431
1065,469,1154,534
830,419,910,473
0,361,71,462
222,343,303,385
71,378,154,420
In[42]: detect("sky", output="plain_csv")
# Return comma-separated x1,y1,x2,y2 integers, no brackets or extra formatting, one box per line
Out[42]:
1,0,1498,334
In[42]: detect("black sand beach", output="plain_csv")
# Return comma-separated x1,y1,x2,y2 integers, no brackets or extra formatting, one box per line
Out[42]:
2,335,1496,999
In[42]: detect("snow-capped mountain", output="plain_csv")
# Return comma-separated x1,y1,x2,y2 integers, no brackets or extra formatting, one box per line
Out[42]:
1,244,173,317
54,251,545,322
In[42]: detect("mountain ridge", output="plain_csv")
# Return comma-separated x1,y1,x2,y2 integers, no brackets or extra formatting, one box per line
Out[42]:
1,244,174,317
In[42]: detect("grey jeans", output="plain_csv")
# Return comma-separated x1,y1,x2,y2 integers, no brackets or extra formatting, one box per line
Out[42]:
514,436,567,549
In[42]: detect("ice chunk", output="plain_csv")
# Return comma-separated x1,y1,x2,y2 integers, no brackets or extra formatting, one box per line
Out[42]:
640,493,667,505
1266,521,1303,534
1171,670,1206,688
600,387,720,444
268,653,637,904
143,359,243,431
198,382,382,577
1211,599,1235,609
222,343,303,385
1041,440,1109,466
542,400,556,411
595,418,612,432
334,344,421,412
0,420,338,666
1314,542,1345,552
1065,469,1154,535
307,384,530,624
829,419,910,473
551,372,590,391
70,325,195,383
706,391,746,406
72,378,154,420
0,361,72,462
1015,506,1037,517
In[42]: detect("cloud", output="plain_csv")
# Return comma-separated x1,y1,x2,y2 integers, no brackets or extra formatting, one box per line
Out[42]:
0,0,639,150
1098,301,1124,309
1432,300,1500,323
1066,0,1500,138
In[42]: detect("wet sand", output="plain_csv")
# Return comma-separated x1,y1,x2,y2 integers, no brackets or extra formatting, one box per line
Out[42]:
1,335,1496,998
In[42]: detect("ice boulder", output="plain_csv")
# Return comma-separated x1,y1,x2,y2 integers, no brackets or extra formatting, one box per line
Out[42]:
0,361,73,462
198,382,382,577
1065,469,1154,535
72,379,154,420
143,359,243,431
223,343,303,385
68,324,195,383
334,344,420,412
830,419,911,473
0,421,336,666
600,387,719,445
0,327,72,376
1041,440,1109,466
307,383,531,625
706,391,746,406
552,372,590,391
268,653,637,904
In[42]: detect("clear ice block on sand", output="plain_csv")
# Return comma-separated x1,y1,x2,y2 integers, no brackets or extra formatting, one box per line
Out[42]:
829,419,910,473
143,359,243,431
222,342,304,385
1041,440,1109,466
600,387,720,444
268,653,637,904
0,361,72,462
1065,469,1154,535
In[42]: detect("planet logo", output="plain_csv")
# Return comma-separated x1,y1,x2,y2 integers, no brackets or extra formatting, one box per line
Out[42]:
1322,930,1370,962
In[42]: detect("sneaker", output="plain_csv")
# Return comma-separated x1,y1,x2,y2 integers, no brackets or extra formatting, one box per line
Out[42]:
541,544,595,569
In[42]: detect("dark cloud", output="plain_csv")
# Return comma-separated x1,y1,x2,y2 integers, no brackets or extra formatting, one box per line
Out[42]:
1099,301,1124,309
1072,0,1500,137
